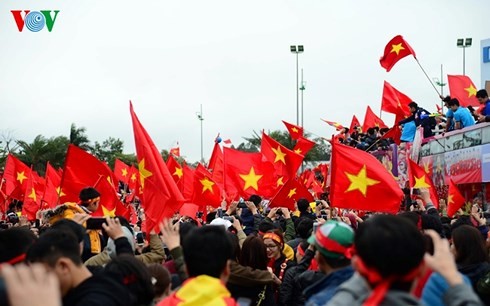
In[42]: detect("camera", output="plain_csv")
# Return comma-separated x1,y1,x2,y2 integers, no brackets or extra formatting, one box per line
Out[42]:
238,198,247,209
223,216,234,222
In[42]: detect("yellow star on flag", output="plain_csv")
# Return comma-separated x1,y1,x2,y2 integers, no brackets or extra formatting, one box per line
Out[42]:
102,205,116,217
294,148,302,154
413,175,431,189
173,167,183,179
464,84,477,97
291,127,299,133
344,165,380,197
130,173,137,183
28,188,36,201
390,43,405,55
447,194,454,205
56,186,66,197
17,171,27,184
277,176,284,187
239,167,263,191
200,177,215,193
287,188,297,199
122,168,128,177
138,159,153,189
272,146,287,164
107,176,114,186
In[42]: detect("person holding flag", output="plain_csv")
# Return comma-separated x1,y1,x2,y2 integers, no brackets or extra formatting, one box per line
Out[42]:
398,102,436,138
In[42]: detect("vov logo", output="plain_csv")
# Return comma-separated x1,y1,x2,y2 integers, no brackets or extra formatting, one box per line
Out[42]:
11,10,60,32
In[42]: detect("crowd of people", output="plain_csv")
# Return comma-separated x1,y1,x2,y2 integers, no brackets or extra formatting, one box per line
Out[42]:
1,184,490,306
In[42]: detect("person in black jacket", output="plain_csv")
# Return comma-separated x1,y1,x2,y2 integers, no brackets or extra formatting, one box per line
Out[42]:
398,101,436,138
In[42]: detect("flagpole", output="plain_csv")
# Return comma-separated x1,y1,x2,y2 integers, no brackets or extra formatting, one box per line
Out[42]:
40,161,50,208
415,58,442,96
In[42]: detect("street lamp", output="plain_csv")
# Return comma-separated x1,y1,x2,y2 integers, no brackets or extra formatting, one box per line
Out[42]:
299,69,306,127
433,64,446,113
196,104,204,163
290,45,304,126
457,38,472,75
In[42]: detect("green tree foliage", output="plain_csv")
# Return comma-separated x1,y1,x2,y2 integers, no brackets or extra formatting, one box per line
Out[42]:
69,123,92,151
91,137,125,169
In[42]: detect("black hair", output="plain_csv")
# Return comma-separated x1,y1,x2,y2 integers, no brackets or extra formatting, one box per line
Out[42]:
206,211,217,224
51,219,86,243
421,214,444,238
296,218,314,239
297,198,310,213
179,221,198,244
258,220,275,234
240,235,268,270
442,96,451,103
182,226,233,278
248,194,262,206
452,225,489,266
355,215,424,278
476,89,488,99
104,254,155,306
408,101,418,109
26,229,82,266
116,216,134,235
0,227,37,264
79,187,100,204
447,98,460,107
147,263,171,298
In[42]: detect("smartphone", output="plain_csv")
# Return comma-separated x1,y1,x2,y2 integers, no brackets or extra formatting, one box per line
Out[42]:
86,217,107,230
313,222,320,233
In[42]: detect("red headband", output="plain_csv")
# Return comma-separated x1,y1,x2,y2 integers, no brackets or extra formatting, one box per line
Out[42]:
5,253,26,265
356,257,421,306
315,230,354,258
297,244,305,256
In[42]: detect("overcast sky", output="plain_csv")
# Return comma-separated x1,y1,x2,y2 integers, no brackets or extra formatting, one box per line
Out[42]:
1,0,489,162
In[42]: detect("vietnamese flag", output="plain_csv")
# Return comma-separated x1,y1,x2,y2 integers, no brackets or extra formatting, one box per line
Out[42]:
130,102,185,231
380,35,416,72
3,154,32,200
223,147,276,198
192,164,222,208
447,75,479,107
166,155,184,188
42,162,64,209
23,171,45,220
182,164,195,202
169,146,180,157
127,166,139,191
362,106,388,131
261,132,304,177
282,120,304,140
381,81,412,117
114,159,131,185
62,145,120,217
207,142,224,189
407,158,439,208
322,119,344,130
381,125,402,145
269,178,314,210
293,136,316,156
349,115,362,133
447,178,466,218
330,142,403,213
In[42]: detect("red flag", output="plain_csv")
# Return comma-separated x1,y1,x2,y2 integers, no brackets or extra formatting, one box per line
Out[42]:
192,164,222,208
330,142,403,213
3,154,32,200
114,159,131,185
269,179,313,210
42,162,64,209
447,75,479,107
169,146,180,157
208,142,224,189
436,104,442,115
322,119,344,131
349,115,362,134
166,155,184,188
182,164,195,202
447,179,466,218
261,132,304,177
381,81,412,117
127,166,139,192
23,171,45,220
381,125,402,145
379,35,416,72
362,106,388,132
62,145,120,217
223,147,276,198
293,136,315,157
282,120,304,140
130,102,185,231
407,158,439,208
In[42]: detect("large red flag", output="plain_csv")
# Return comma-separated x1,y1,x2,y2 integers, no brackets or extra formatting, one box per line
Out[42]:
447,178,466,218
166,155,184,189
407,158,439,208
293,136,316,156
130,102,185,231
62,145,120,217
381,81,412,117
330,142,403,213
192,164,222,208
282,120,304,140
381,125,402,145
261,132,303,177
3,154,32,200
127,166,139,192
114,159,131,185
182,164,195,202
322,119,344,130
447,75,479,107
349,115,362,134
379,35,416,72
23,171,45,220
223,147,276,199
269,178,314,210
42,162,64,209
362,106,388,131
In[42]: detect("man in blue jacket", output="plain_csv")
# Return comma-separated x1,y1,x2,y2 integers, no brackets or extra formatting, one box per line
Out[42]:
398,102,436,138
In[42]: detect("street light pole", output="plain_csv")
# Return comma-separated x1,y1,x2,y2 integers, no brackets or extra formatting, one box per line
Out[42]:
433,64,446,113
300,69,306,128
457,38,472,76
197,104,204,163
290,45,304,126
